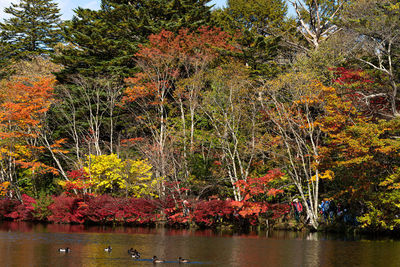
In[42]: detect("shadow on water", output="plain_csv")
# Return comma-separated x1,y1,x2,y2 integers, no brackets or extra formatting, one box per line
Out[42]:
0,221,400,267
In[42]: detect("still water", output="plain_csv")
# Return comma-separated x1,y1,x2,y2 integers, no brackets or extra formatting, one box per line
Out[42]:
0,222,399,267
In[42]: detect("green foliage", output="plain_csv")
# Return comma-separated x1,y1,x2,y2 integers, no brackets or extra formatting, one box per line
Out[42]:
54,0,212,79
226,0,287,35
32,193,54,221
212,0,288,77
0,0,62,60
358,168,400,231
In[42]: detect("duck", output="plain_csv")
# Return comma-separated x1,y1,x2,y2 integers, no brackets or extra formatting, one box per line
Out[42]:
128,248,141,258
104,246,112,252
58,247,71,253
178,257,190,263
131,252,140,259
152,256,165,263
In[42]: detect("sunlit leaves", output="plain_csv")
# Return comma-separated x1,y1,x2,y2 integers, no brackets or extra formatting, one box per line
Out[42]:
0,76,59,182
84,154,160,198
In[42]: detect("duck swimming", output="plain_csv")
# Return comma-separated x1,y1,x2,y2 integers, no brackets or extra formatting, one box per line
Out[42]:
131,253,140,259
58,247,71,253
128,248,141,258
104,246,112,252
152,256,165,263
178,257,190,263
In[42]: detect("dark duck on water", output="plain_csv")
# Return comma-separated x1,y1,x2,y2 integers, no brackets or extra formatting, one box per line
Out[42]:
152,256,165,263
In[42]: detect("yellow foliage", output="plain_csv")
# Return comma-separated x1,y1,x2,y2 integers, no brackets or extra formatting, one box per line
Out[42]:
84,154,126,194
84,154,160,197
125,159,162,198
312,170,334,181
0,181,10,197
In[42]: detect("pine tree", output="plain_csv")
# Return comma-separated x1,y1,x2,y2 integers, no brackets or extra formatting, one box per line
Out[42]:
54,0,212,80
0,0,62,60
212,0,288,77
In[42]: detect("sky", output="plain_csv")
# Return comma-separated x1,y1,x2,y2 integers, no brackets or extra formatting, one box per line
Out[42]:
0,0,227,21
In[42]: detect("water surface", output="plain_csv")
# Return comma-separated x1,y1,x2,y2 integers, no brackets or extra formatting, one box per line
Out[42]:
0,222,399,267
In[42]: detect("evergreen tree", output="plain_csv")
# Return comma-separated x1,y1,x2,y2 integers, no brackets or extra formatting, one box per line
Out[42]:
54,0,212,80
225,0,287,36
212,0,288,77
0,0,62,60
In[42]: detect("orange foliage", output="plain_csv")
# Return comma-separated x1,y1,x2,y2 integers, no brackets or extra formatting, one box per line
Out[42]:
235,169,285,201
316,80,400,199
0,77,54,129
0,181,10,197
0,77,59,175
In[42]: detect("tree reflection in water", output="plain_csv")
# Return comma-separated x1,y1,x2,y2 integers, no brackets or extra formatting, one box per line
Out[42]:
0,222,399,267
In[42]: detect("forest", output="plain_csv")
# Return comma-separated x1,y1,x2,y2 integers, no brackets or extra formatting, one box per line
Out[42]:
0,0,400,232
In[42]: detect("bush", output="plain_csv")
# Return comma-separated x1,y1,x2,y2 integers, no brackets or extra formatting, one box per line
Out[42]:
6,194,36,221
0,198,19,219
32,193,54,221
86,195,118,223
193,200,234,227
0,194,290,228
47,195,88,223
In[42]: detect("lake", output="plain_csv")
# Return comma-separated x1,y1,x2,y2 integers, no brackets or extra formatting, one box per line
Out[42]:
0,222,399,267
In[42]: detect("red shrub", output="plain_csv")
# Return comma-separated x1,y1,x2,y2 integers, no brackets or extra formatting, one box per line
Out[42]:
47,195,88,223
192,200,234,227
120,198,158,224
0,198,19,219
9,194,36,221
84,196,158,225
85,195,118,223
0,194,290,228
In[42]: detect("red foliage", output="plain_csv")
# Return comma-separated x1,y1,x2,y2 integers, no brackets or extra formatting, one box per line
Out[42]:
85,195,121,223
10,194,36,221
330,67,389,116
119,198,158,224
123,27,238,105
331,67,374,85
192,200,234,226
61,169,93,197
47,195,88,223
84,195,158,225
230,201,290,225
0,198,19,219
0,194,290,228
235,169,284,201
136,27,237,70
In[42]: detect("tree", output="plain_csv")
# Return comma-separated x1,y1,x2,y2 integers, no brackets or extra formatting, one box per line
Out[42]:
261,72,337,229
202,63,259,201
54,0,212,79
123,27,237,197
224,0,287,36
83,154,160,197
338,0,400,117
212,0,289,77
289,0,345,51
84,154,126,195
317,71,400,230
0,0,62,61
0,76,58,199
48,75,124,174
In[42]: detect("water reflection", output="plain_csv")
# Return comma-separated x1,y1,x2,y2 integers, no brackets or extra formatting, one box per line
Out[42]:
0,222,400,266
